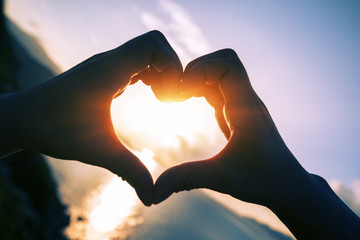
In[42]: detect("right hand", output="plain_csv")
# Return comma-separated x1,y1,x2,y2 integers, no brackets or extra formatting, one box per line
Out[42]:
153,49,313,210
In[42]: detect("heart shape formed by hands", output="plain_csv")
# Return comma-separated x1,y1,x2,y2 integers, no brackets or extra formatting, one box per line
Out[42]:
130,46,305,211
13,31,307,211
7,30,357,240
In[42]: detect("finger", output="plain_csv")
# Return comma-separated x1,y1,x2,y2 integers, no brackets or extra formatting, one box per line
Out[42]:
130,66,152,86
183,49,265,131
117,31,181,77
183,49,256,105
183,54,234,138
133,60,183,102
149,38,183,102
153,159,224,204
90,140,154,206
181,58,228,97
215,108,231,140
119,31,183,102
68,31,182,101
201,85,230,139
184,49,238,73
86,31,182,98
182,49,243,101
218,66,256,106
116,152,154,207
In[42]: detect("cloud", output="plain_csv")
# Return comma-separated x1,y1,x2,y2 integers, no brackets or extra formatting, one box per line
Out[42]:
206,178,360,238
352,180,360,203
329,179,360,216
138,0,211,64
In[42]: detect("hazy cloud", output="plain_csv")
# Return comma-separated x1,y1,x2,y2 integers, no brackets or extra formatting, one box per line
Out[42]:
330,179,360,216
139,0,211,64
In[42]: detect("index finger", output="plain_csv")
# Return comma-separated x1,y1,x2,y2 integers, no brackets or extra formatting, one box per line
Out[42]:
118,31,183,102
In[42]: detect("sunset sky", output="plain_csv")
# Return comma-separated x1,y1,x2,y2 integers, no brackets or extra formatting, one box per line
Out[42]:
6,0,360,183
5,0,360,238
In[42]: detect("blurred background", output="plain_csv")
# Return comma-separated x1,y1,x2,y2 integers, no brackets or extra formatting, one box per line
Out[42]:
1,0,360,239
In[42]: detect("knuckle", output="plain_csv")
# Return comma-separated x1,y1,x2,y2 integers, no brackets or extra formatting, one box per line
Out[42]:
144,30,166,44
148,30,166,39
184,59,198,73
220,48,238,59
87,52,107,62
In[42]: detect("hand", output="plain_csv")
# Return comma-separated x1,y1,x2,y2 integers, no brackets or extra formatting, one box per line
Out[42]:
153,49,360,239
1,31,183,206
153,49,314,208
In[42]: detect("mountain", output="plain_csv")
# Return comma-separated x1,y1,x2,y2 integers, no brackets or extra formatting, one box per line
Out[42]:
133,191,292,240
0,1,69,239
4,17,59,90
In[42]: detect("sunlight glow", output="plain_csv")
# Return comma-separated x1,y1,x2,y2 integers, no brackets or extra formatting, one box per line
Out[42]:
84,148,157,239
111,82,225,166
133,148,157,172
89,177,136,233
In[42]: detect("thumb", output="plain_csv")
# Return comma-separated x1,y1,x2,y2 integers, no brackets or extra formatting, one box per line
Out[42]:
118,153,154,207
92,144,154,206
153,159,222,204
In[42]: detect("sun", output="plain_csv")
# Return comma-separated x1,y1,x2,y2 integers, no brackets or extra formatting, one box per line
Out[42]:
110,81,226,166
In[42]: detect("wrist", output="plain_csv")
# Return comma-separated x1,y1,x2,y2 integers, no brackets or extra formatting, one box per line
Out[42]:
269,173,360,239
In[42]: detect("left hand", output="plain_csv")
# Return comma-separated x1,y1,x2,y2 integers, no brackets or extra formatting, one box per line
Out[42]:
5,31,182,206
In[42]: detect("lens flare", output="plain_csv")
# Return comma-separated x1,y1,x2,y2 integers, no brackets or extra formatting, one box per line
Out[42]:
110,82,224,165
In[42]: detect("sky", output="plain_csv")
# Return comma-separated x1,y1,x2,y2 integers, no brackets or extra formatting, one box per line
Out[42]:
6,0,360,183
4,0,360,237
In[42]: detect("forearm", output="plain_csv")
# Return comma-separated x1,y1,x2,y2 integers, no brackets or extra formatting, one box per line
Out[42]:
270,173,360,239
0,93,22,154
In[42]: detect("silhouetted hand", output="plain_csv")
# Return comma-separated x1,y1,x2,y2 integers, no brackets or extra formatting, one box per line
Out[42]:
0,31,182,206
153,49,309,207
153,49,360,239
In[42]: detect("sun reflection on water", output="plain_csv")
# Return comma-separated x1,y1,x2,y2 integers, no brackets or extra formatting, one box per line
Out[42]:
89,177,137,233
65,149,157,240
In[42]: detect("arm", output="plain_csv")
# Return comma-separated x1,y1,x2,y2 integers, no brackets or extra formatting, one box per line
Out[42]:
153,49,360,239
272,173,360,239
0,30,183,206
0,93,22,156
